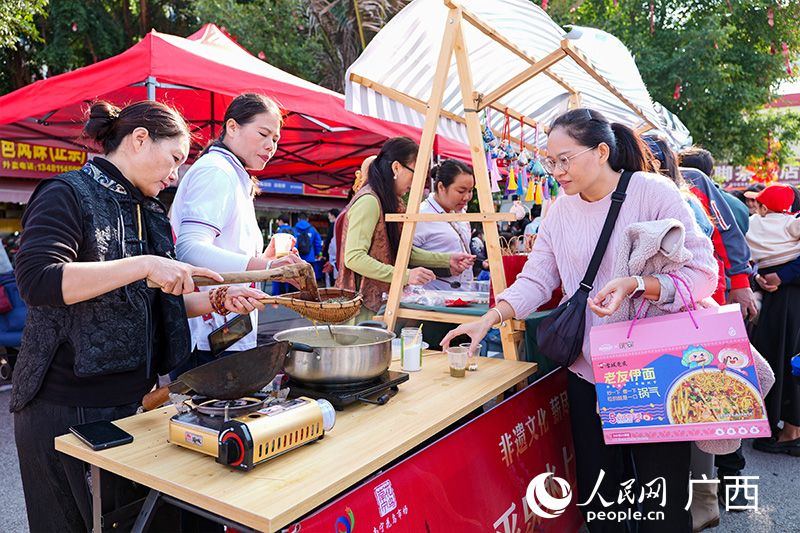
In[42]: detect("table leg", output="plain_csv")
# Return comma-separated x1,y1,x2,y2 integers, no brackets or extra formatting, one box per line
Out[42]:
131,490,161,532
91,464,116,532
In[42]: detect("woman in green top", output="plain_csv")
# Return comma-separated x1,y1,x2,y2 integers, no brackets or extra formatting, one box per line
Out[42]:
336,137,474,321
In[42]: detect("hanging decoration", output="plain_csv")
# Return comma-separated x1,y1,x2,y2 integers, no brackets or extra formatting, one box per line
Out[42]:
649,3,655,35
498,108,518,166
768,8,774,27
506,166,518,194
673,80,682,100
525,177,535,201
482,108,503,193
745,130,781,184
516,116,528,196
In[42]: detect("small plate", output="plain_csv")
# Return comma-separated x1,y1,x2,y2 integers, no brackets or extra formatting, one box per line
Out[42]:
391,339,430,360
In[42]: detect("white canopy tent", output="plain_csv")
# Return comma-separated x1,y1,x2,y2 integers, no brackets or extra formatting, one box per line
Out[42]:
345,0,687,151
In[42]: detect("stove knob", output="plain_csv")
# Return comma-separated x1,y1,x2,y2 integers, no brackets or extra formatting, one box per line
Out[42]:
218,433,244,466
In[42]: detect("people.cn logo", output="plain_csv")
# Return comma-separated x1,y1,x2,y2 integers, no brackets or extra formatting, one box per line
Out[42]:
526,473,572,519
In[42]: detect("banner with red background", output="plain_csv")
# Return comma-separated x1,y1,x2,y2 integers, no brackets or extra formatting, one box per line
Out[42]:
284,369,583,533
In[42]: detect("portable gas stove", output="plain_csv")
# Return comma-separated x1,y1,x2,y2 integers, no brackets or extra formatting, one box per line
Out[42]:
169,395,335,470
287,370,410,411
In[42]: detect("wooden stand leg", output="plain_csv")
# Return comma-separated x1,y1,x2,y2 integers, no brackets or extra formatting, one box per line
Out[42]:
453,21,518,361
381,8,461,331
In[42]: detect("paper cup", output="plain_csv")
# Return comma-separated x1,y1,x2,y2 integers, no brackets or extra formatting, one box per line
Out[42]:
273,233,294,258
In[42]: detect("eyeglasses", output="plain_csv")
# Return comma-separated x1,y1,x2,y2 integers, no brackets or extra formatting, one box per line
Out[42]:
399,162,416,173
540,145,597,174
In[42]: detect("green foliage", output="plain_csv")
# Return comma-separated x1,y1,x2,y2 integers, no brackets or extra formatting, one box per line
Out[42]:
0,0,323,97
0,0,48,49
306,0,410,91
192,0,322,82
535,0,800,166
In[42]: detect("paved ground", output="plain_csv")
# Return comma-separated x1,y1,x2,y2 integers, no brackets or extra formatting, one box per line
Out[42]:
1,306,797,532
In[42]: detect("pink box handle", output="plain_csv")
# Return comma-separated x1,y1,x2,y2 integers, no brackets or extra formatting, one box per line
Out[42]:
626,274,698,338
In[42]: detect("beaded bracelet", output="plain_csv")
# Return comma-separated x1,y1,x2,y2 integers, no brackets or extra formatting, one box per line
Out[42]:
208,286,231,316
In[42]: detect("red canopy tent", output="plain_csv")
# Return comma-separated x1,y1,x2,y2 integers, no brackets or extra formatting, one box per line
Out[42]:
0,24,469,194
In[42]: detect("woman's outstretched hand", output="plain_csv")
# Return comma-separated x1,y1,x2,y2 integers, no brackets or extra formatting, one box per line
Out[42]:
407,267,435,286
588,277,637,317
449,253,476,275
441,314,494,357
146,256,223,295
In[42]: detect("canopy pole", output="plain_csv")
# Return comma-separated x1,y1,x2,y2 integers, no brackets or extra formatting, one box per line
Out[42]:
145,76,157,101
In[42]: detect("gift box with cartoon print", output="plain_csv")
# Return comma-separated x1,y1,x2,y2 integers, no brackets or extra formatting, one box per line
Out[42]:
589,304,770,444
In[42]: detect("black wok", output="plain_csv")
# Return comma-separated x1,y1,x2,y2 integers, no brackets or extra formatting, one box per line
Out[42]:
141,341,290,410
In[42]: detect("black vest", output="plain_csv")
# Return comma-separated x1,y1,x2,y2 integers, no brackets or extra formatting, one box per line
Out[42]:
10,165,191,412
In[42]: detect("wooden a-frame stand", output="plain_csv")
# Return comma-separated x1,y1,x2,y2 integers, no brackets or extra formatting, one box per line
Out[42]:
375,3,523,359
373,0,657,361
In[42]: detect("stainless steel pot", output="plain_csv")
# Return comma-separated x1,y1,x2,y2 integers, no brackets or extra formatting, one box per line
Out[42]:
275,321,395,384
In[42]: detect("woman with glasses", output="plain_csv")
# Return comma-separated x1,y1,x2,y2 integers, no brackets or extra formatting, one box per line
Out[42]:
336,137,475,322
444,108,717,532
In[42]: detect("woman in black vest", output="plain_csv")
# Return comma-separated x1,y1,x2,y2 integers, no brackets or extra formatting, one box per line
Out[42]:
11,101,267,532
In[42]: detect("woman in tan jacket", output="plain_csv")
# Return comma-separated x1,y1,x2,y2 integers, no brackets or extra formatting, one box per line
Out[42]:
336,136,474,322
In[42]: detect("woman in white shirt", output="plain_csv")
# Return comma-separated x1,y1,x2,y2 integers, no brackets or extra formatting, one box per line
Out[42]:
413,159,475,290
170,93,303,371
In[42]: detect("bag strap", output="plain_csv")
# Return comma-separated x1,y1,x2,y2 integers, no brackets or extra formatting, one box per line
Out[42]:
578,170,633,293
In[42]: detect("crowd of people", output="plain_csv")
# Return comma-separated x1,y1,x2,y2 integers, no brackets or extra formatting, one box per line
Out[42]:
5,92,799,533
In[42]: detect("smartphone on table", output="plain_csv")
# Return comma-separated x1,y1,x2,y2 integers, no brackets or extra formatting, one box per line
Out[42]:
69,420,134,451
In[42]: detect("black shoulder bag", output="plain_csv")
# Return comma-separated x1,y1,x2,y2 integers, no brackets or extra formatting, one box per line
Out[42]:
535,170,632,367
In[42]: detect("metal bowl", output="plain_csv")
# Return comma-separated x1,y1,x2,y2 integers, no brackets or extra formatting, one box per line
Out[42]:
274,324,395,384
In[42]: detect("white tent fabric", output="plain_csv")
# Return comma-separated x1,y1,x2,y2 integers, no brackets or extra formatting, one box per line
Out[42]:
345,0,685,151
563,26,692,150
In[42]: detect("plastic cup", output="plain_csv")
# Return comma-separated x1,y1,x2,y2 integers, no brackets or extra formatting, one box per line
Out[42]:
273,233,293,258
460,343,482,371
447,347,469,377
400,327,422,372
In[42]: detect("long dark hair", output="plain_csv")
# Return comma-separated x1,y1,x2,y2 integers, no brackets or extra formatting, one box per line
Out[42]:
367,136,419,253
83,101,189,155
200,93,283,157
431,159,474,193
549,108,651,173
643,136,685,186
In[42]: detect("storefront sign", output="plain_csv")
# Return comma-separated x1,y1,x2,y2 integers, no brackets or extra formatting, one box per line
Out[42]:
303,184,350,198
284,370,583,533
258,179,305,195
257,179,350,198
590,305,770,445
0,140,88,179
716,163,800,188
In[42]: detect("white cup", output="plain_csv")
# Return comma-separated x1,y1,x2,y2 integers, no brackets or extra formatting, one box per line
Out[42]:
272,233,294,258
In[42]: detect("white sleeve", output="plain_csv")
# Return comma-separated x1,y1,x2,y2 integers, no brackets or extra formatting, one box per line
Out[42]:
178,163,236,234
176,223,251,272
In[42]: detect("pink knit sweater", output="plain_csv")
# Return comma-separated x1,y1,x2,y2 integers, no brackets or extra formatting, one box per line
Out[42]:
497,171,718,383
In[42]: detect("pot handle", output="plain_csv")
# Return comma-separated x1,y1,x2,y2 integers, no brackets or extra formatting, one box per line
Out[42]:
289,342,316,354
357,320,388,330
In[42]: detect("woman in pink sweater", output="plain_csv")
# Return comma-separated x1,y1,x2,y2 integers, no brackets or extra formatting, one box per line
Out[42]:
444,109,717,532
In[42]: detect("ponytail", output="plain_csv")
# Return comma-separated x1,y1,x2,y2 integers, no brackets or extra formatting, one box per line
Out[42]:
609,123,650,173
